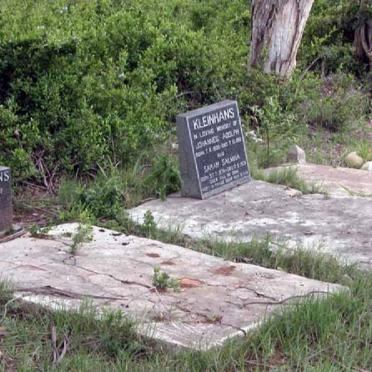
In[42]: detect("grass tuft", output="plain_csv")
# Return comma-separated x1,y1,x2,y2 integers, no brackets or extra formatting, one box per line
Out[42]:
253,167,326,195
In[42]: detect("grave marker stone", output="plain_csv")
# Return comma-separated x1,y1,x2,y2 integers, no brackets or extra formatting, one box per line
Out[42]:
0,166,12,236
176,100,250,199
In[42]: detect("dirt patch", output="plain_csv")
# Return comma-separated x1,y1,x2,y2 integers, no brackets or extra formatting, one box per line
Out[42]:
213,266,236,276
161,260,175,265
180,278,204,288
146,253,160,258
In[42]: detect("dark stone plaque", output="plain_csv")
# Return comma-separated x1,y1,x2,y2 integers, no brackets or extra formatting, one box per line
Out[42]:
176,100,250,199
0,166,12,235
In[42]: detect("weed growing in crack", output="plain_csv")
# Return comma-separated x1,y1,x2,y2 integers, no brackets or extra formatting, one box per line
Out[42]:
29,225,51,238
70,223,93,255
142,210,157,238
152,267,180,292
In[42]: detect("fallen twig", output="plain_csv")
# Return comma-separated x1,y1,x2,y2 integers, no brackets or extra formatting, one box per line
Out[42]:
51,323,69,365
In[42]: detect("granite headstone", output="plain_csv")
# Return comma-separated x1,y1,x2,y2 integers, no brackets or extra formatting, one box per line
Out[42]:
0,166,12,236
176,100,250,199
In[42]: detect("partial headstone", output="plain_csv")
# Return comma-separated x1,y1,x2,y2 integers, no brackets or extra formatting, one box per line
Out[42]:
0,166,12,236
287,145,306,164
176,100,250,199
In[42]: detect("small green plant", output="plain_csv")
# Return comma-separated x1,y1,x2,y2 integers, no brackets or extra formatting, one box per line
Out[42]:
70,222,93,255
144,154,181,200
152,267,180,292
29,225,51,238
356,141,372,161
0,280,13,306
142,210,157,238
249,98,300,167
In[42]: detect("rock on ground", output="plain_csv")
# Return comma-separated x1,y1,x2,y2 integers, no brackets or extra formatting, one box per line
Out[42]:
0,224,342,351
287,144,306,164
344,152,364,169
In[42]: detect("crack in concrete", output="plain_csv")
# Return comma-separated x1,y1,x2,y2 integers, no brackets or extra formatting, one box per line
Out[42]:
233,285,278,301
15,285,127,301
173,303,221,324
170,303,248,336
240,290,331,308
63,260,152,289
204,282,278,301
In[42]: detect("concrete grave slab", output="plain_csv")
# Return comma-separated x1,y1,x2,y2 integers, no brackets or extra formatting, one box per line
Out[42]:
0,224,342,351
129,180,372,268
265,164,372,198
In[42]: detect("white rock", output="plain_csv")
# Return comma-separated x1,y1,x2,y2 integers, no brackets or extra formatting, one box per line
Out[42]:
287,145,306,164
361,161,372,171
247,130,263,143
345,152,364,169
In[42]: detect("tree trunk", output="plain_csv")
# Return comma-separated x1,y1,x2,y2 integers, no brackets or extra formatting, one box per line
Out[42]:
249,0,314,78
354,1,372,71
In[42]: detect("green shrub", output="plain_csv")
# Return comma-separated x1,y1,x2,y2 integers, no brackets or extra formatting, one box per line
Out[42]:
0,0,247,181
299,0,366,76
248,96,299,167
0,0,369,184
57,152,181,220
144,154,180,200
296,73,369,132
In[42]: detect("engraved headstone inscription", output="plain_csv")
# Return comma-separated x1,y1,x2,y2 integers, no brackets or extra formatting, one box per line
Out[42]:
0,166,12,235
176,100,250,199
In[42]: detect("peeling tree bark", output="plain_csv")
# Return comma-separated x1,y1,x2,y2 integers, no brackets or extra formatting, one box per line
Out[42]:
249,0,314,78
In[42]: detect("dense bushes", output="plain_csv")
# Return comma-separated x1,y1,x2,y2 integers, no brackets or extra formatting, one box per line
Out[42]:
0,0,370,184
0,0,248,181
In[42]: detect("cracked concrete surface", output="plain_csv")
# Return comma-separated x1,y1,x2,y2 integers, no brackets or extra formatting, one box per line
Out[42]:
0,224,342,350
129,175,372,268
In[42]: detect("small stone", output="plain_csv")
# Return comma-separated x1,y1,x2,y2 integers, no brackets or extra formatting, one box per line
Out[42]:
345,152,364,169
287,145,306,164
361,161,372,172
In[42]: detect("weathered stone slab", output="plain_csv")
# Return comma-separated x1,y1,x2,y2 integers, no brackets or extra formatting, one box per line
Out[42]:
176,100,250,199
0,166,12,236
129,181,372,268
0,224,342,351
265,164,372,197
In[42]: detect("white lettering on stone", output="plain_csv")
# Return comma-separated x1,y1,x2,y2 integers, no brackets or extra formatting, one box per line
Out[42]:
203,161,220,173
0,171,10,183
222,154,241,166
195,136,219,150
193,107,235,130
